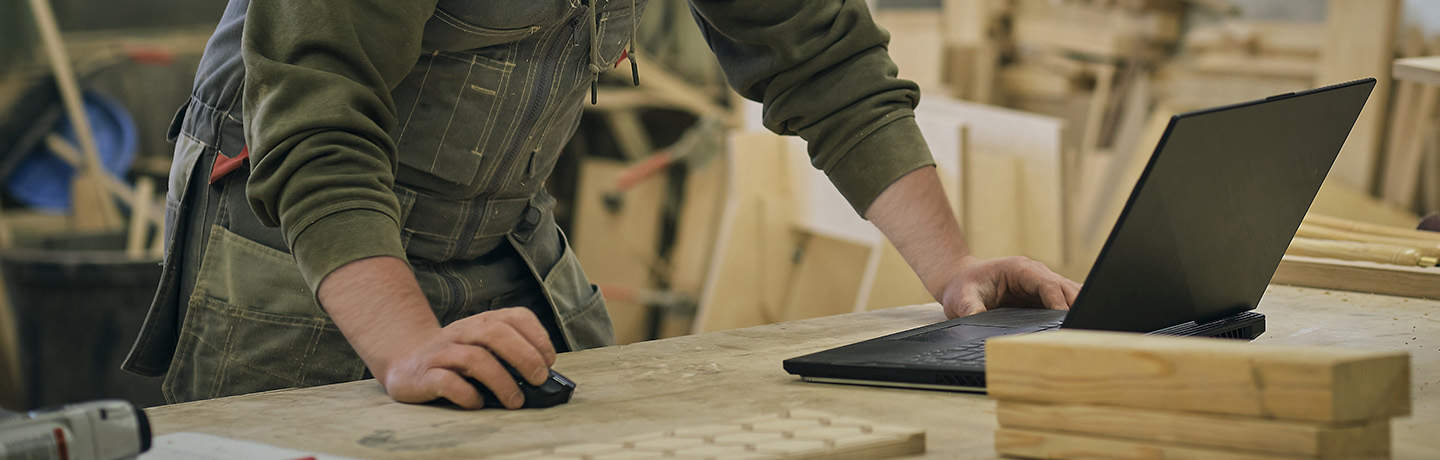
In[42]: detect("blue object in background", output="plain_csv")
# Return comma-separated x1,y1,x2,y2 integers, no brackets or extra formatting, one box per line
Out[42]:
6,91,137,213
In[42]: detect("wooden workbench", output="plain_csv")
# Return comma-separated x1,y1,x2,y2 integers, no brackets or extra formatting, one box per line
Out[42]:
146,285,1440,459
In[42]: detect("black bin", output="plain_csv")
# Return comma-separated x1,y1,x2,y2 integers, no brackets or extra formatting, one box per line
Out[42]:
1,231,163,409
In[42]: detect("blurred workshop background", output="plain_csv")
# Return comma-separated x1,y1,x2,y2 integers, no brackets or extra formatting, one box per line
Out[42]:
3,0,1439,412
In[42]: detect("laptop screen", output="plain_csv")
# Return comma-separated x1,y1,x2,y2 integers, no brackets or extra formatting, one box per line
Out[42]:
1063,79,1376,332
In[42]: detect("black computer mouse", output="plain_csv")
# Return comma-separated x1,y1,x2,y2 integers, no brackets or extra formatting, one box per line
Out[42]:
466,365,576,409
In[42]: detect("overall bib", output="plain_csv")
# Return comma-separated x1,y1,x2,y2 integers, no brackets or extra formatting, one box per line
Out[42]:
124,0,642,403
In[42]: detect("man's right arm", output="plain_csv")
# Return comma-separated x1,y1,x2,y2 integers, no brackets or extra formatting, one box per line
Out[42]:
240,0,554,408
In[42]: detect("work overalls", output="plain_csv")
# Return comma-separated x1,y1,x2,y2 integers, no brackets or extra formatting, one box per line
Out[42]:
124,0,643,402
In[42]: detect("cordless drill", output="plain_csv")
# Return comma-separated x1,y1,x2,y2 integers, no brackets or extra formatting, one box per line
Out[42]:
0,400,151,460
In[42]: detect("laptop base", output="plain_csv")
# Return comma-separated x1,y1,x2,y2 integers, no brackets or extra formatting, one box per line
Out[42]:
784,310,1266,393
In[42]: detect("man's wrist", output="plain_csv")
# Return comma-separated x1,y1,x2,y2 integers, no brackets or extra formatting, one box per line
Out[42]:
317,255,441,383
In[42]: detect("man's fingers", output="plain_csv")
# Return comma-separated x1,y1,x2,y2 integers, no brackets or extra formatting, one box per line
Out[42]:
434,346,524,409
1061,280,1081,306
491,308,558,366
1038,282,1070,311
425,368,485,410
947,287,988,319
453,322,550,385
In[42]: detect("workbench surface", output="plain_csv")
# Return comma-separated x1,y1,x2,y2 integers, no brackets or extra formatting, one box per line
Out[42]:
146,285,1440,459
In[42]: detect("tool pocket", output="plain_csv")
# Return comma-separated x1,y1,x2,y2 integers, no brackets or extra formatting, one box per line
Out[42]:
161,224,367,402
542,231,613,350
391,49,515,186
509,207,614,352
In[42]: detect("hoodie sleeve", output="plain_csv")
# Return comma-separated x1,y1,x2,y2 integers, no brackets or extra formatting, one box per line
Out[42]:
241,0,438,293
688,0,935,215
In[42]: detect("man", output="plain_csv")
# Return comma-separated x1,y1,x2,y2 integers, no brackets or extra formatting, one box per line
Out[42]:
125,0,1081,409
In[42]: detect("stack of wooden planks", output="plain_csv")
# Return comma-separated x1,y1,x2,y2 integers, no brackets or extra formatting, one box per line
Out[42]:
987,330,1411,459
1004,0,1183,154
1158,20,1323,112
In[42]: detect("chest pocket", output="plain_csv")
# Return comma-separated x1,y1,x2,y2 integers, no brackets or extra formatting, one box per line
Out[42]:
390,49,514,185
423,0,572,51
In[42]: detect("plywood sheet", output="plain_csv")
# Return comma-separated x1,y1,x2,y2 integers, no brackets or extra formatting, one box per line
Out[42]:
781,231,875,321
692,133,799,333
1316,0,1400,191
572,159,665,344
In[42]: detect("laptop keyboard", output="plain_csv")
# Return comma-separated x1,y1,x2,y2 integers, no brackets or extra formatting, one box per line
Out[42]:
905,318,1064,367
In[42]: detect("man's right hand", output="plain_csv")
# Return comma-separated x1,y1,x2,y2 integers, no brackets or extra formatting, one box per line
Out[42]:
317,256,556,410
379,308,557,409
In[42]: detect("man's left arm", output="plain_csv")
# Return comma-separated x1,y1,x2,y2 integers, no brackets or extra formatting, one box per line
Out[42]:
688,0,1079,317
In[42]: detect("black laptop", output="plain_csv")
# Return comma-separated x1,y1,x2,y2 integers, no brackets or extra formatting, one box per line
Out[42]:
783,79,1376,392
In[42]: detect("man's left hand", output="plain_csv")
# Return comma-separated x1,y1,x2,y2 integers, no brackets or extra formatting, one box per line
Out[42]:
937,256,1081,319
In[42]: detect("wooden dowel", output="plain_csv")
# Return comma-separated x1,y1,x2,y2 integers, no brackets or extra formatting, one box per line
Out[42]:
1303,213,1440,243
1296,222,1440,257
1287,236,1437,267
27,0,123,230
126,177,154,258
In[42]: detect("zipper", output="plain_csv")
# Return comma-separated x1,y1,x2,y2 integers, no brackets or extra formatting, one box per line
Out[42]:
451,10,579,258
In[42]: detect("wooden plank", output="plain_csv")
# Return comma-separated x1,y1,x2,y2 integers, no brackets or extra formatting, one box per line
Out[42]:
1183,53,1317,80
780,231,874,322
940,0,1000,103
125,176,155,258
1381,84,1438,208
997,401,1390,458
669,157,728,297
1379,29,1427,209
692,133,798,333
941,0,991,44
995,428,1302,460
1394,56,1440,86
1272,255,1440,300
572,158,665,344
863,241,935,311
1185,21,1325,58
492,410,925,460
1011,0,1180,60
658,155,728,339
986,330,1412,423
874,9,945,96
963,151,1025,258
999,64,1079,100
920,98,1067,266
1316,0,1400,191
1425,129,1440,213
1079,63,1117,155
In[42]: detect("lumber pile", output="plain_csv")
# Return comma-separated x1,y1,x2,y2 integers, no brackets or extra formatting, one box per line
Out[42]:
1157,20,1322,112
988,330,1411,459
